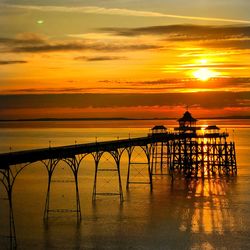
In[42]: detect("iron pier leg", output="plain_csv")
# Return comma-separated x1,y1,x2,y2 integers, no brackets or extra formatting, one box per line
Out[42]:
116,160,124,202
160,142,164,174
44,173,52,220
7,169,16,250
154,144,157,174
74,172,81,221
92,159,99,202
233,142,237,175
70,157,82,221
0,168,17,249
92,151,123,202
8,188,16,250
148,151,153,191
201,142,204,179
43,159,58,220
126,153,132,190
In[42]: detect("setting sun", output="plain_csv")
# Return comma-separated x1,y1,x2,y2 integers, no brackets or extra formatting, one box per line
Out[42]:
193,68,217,81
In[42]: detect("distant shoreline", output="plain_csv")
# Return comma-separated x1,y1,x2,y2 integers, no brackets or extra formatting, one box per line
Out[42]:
1,116,250,122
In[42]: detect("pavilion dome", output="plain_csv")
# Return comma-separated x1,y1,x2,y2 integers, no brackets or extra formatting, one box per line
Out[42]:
151,125,167,134
178,111,197,123
151,125,167,130
205,125,220,130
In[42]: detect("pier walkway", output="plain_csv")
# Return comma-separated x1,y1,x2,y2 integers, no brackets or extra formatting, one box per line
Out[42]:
0,132,227,168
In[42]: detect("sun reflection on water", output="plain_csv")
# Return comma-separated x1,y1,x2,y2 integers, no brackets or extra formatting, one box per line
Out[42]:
177,179,236,235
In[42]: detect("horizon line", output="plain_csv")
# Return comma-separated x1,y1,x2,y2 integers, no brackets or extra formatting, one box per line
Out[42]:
1,116,250,122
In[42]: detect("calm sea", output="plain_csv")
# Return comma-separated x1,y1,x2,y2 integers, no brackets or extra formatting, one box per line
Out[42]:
0,119,250,249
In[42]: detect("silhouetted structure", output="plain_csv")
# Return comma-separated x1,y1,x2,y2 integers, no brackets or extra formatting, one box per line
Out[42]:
177,111,197,132
151,125,167,134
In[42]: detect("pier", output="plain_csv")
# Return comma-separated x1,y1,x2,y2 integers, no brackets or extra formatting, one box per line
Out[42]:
0,112,237,249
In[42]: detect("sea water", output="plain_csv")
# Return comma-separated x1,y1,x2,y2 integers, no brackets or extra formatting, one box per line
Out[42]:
0,119,250,249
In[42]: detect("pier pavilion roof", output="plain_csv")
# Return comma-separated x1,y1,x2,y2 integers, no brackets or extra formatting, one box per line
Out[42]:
178,111,197,123
205,125,220,130
152,125,167,130
151,125,167,134
177,111,197,129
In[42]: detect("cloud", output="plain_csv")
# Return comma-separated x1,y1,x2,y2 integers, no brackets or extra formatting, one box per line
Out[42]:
75,56,126,61
99,77,250,90
12,42,160,53
3,25,250,54
0,91,249,110
3,77,248,95
3,4,250,24
172,63,250,70
0,33,47,45
0,35,161,53
202,38,250,49
0,60,27,65
102,24,250,39
101,24,250,50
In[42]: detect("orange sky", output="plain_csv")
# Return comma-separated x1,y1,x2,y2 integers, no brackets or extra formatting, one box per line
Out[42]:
0,1,250,118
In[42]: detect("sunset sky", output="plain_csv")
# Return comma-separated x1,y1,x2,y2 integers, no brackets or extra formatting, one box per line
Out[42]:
0,0,250,119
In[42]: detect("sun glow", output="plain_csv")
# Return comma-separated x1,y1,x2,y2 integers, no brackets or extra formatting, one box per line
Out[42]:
193,68,217,81
192,58,219,81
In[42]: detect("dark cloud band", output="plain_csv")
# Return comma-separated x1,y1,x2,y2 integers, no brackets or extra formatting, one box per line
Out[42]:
0,60,27,65
0,92,249,109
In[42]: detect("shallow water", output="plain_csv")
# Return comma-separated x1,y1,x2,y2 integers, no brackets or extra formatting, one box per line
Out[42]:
0,120,250,249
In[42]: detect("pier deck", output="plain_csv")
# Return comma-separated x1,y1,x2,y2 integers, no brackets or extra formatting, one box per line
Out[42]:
0,132,228,168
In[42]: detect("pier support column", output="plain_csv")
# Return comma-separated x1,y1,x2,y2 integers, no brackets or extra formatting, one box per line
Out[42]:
92,151,123,202
42,159,59,220
126,147,133,190
232,142,237,175
43,156,83,221
126,145,153,190
92,151,103,202
151,142,168,176
64,156,82,221
0,163,28,249
0,168,16,249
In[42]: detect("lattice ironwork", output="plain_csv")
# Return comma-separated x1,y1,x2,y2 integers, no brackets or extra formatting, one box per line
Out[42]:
92,150,123,202
126,145,153,190
169,139,237,178
0,163,30,249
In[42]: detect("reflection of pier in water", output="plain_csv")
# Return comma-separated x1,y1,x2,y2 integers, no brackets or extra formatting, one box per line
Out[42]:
0,111,237,249
144,177,237,249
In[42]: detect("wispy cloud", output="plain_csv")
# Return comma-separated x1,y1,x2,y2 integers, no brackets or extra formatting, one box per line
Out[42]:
75,56,126,61
0,60,27,65
0,34,161,53
99,77,250,91
202,38,250,50
102,25,250,39
0,33,47,45
12,42,160,53
101,24,250,50
171,63,250,70
3,4,250,24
